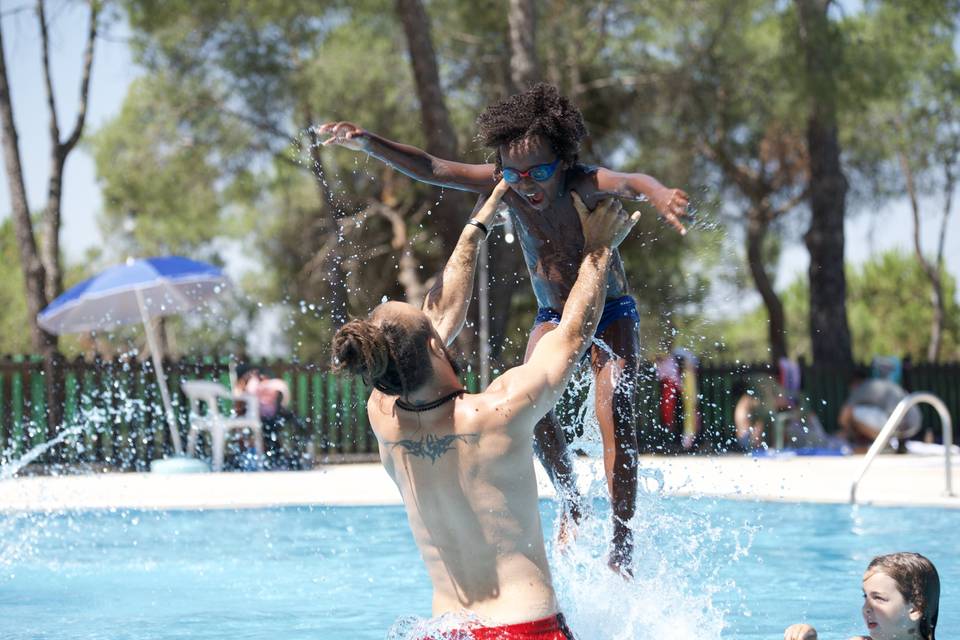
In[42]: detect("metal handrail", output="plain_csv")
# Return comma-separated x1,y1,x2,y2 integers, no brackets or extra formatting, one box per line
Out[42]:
850,392,955,504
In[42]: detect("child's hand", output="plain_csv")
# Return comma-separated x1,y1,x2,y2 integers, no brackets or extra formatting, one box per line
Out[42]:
316,121,370,152
784,624,818,640
651,186,689,236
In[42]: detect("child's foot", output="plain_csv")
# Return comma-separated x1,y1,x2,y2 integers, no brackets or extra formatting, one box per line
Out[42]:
555,501,582,553
607,551,634,579
607,536,634,579
556,511,578,551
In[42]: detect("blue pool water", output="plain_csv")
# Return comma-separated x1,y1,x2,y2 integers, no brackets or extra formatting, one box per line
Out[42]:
1,497,957,639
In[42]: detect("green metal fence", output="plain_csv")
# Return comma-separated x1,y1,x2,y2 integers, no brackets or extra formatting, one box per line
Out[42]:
0,354,956,469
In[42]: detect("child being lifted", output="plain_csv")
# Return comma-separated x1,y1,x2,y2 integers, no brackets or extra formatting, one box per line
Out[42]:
319,83,689,575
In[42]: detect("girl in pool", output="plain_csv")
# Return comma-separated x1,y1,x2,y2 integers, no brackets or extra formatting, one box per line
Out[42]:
784,552,940,640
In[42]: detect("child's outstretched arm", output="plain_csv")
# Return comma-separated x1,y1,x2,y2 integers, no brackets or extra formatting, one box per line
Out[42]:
316,121,496,193
595,167,689,235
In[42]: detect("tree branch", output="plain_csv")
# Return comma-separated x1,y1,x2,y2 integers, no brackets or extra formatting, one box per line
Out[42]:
896,144,933,275
215,102,299,147
937,160,957,269
771,187,810,219
699,140,765,201
37,0,60,149
61,0,99,156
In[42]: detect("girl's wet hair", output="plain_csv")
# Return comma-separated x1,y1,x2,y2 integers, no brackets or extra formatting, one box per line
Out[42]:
867,552,940,640
332,316,433,396
476,83,587,167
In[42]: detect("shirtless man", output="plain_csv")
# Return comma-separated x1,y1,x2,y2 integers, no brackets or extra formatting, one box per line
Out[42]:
321,83,688,573
332,179,638,637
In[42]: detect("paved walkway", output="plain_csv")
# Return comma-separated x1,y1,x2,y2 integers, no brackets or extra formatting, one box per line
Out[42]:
1,453,957,512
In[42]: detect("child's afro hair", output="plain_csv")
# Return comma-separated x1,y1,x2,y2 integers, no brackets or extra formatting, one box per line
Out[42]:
476,83,587,166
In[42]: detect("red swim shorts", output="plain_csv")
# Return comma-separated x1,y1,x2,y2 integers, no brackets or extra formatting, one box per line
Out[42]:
427,613,576,640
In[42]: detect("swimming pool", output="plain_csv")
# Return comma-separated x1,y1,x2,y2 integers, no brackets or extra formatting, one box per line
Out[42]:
2,497,956,639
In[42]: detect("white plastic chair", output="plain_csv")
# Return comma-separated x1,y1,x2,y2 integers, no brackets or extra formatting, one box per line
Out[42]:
182,380,263,472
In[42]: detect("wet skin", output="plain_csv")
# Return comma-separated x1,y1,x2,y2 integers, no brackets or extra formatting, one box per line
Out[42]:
317,123,689,573
502,136,639,571
860,571,922,640
497,136,632,310
524,313,640,572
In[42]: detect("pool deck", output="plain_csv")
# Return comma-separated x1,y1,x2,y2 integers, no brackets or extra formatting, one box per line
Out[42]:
1,453,957,512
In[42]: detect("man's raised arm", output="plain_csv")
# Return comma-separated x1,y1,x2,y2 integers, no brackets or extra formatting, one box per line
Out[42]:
317,121,495,192
421,180,510,346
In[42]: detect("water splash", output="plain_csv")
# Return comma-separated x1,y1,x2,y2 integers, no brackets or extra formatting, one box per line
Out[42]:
0,376,165,479
0,511,47,572
0,423,88,481
557,362,759,638
387,611,486,639
547,489,753,640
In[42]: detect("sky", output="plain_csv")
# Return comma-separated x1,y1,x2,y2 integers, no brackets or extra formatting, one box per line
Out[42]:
1,2,958,313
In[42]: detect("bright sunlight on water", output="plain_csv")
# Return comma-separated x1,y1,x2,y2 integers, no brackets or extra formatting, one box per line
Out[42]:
1,497,957,640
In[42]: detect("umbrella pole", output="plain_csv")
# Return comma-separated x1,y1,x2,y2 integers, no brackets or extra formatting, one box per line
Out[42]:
136,289,184,455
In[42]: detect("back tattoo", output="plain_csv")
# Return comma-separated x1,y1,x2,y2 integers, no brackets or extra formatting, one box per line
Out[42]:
384,433,480,463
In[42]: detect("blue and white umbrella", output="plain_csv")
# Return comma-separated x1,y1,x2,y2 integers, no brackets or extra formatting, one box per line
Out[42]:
38,256,229,456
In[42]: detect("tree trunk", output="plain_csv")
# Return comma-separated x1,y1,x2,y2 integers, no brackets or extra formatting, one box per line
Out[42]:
393,0,473,261
394,0,484,256
929,160,956,362
508,0,540,91
746,213,788,363
42,154,66,301
795,0,853,367
0,19,56,355
37,0,98,303
898,147,947,363
395,0,486,362
395,0,458,161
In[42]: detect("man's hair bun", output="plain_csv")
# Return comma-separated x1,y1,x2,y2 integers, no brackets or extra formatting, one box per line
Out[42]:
332,319,389,385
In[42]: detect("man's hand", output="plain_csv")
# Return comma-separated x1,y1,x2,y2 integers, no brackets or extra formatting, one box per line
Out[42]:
651,186,690,236
784,624,818,640
571,191,639,251
316,121,370,152
471,179,511,228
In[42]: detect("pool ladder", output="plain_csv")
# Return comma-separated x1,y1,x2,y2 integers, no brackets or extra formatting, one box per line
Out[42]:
849,392,955,504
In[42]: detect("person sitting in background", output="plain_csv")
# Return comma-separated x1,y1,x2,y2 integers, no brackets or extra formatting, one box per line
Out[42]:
784,551,940,640
731,378,788,451
838,367,922,453
733,375,847,453
234,365,308,469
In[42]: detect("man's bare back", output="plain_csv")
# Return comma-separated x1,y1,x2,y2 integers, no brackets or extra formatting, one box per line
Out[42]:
368,384,556,624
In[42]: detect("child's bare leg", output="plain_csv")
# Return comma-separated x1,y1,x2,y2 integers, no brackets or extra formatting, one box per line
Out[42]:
593,317,641,577
534,411,582,544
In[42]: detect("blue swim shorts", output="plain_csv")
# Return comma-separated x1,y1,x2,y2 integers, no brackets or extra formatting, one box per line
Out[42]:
533,295,639,336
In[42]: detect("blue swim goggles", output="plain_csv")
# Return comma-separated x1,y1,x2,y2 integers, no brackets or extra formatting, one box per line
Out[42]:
501,159,560,183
